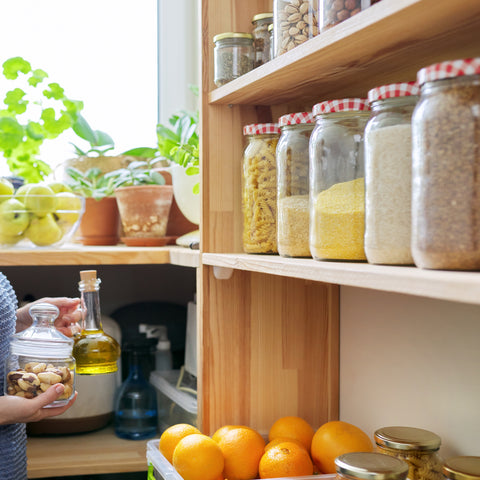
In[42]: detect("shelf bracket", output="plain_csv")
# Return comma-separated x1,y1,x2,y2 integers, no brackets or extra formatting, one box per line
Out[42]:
213,266,233,280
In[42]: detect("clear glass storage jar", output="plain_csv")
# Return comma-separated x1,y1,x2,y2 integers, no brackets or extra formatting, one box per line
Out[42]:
375,426,443,480
443,457,480,480
252,13,273,67
277,111,314,257
309,98,370,261
412,57,480,270
320,0,365,32
364,82,419,265
5,302,75,406
273,0,318,57
335,452,408,480
242,123,280,253
213,32,254,87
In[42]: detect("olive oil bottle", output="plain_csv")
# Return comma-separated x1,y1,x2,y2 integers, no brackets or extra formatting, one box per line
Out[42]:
73,270,121,374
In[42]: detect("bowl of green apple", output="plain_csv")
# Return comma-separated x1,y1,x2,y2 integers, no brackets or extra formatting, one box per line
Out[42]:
0,177,85,248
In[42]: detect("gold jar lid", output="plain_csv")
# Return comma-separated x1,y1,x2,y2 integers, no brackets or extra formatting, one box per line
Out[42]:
336,452,409,480
213,32,253,43
374,426,441,452
252,13,273,23
443,457,480,480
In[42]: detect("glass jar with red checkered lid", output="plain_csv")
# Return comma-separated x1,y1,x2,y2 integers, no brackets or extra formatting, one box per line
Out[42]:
412,57,480,270
364,81,419,266
309,98,370,261
277,111,315,258
242,122,280,253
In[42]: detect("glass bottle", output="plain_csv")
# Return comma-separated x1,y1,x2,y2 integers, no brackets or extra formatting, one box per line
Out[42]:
277,111,314,257
73,270,121,374
242,123,280,253
335,452,408,480
375,426,443,480
443,457,480,480
114,344,158,440
364,82,419,265
309,98,370,261
252,13,273,67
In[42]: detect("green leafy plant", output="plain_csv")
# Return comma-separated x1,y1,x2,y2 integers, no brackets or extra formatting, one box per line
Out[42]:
110,159,166,187
64,167,120,200
70,114,115,157
0,56,84,182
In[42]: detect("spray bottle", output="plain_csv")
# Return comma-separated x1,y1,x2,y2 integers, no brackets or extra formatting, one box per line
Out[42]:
139,324,173,372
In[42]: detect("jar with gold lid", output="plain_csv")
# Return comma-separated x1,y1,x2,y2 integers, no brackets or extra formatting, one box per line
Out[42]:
443,457,480,480
375,426,443,480
335,452,409,480
252,13,273,67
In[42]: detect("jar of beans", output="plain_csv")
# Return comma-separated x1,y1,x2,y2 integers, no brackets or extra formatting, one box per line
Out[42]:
252,13,273,67
242,123,280,253
364,82,419,265
374,426,443,480
309,98,370,261
335,452,408,480
277,111,315,257
412,58,480,270
273,0,319,57
443,457,480,480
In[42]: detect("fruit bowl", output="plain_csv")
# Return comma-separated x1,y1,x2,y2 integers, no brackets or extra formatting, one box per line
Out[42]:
0,192,85,248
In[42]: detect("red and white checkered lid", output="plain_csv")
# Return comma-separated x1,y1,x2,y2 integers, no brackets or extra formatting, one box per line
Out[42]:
243,123,280,135
417,58,480,85
278,112,314,127
312,98,369,115
368,81,420,103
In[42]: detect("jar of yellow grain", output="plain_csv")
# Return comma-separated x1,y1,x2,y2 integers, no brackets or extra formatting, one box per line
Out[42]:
277,111,315,258
242,123,280,253
309,98,370,261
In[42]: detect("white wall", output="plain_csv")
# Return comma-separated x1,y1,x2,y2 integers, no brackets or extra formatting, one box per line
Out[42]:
340,286,480,458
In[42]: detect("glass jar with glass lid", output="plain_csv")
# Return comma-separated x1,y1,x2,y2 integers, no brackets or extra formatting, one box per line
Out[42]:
309,98,370,261
252,13,273,67
375,426,443,480
443,457,480,480
335,452,409,480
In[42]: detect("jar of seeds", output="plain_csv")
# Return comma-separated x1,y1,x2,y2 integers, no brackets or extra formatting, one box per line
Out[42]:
320,0,364,32
443,457,480,480
375,426,443,480
335,452,408,480
273,0,319,57
309,98,370,261
213,32,254,87
242,123,280,253
277,112,314,257
364,81,419,266
252,13,273,67
412,57,480,270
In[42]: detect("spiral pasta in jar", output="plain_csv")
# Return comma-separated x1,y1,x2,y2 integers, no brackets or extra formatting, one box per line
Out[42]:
242,123,280,253
375,426,443,480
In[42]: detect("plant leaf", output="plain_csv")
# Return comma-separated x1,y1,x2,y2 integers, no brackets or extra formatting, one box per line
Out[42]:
3,57,31,80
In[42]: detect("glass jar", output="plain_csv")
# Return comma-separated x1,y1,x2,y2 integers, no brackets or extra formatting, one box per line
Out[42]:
309,98,370,261
335,452,408,480
443,457,480,480
242,123,280,253
273,0,319,57
412,58,480,270
364,82,419,265
5,302,75,407
375,426,443,480
269,23,274,60
252,13,273,67
213,32,254,87
277,112,315,257
320,0,365,32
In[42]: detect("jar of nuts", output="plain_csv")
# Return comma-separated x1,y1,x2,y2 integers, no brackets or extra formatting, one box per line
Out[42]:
252,13,273,67
320,0,365,32
5,302,75,407
273,0,319,57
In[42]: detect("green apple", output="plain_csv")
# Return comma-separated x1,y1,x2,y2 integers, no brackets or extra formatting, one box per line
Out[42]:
0,231,23,246
47,181,73,194
0,198,30,236
0,177,14,203
54,192,83,228
24,184,57,217
25,213,62,246
14,183,32,204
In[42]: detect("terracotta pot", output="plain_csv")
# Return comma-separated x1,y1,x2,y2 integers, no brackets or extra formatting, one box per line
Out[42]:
77,197,121,246
115,185,174,246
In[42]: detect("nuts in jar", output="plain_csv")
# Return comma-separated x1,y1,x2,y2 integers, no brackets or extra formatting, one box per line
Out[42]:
320,0,363,32
252,13,273,67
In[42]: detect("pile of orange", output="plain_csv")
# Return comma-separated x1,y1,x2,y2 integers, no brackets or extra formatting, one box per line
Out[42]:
158,417,373,480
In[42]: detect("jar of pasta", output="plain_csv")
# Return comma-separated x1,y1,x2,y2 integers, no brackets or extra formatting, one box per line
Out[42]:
412,57,480,270
242,123,280,253
335,452,408,480
364,82,419,265
443,457,480,480
309,98,370,261
375,427,442,480
277,111,314,257
252,13,273,67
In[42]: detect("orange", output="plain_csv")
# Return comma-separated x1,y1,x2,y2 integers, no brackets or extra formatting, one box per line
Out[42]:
159,423,201,464
172,433,225,480
214,425,266,480
311,420,373,474
211,424,243,443
268,416,315,453
259,440,314,478
264,437,306,452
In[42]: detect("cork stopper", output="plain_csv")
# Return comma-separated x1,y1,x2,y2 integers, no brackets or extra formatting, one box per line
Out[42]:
79,270,99,292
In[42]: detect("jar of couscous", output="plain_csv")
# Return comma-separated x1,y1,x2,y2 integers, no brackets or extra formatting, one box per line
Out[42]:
335,452,409,480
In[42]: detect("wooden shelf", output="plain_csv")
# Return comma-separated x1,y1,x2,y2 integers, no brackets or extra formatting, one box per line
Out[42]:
202,253,480,306
27,426,151,478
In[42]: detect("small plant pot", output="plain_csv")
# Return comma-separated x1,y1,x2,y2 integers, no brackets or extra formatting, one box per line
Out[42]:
115,185,174,246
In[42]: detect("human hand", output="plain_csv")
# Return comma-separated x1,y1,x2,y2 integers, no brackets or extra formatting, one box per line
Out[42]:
0,384,77,425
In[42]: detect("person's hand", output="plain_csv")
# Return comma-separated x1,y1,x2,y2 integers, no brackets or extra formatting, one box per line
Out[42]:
0,384,77,425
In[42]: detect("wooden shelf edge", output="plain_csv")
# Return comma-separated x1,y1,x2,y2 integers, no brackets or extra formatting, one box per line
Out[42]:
202,253,480,305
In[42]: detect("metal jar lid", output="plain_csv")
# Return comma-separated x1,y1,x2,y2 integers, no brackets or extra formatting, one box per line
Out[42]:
336,452,409,480
374,426,441,452
213,32,254,43
252,13,273,23
443,457,480,480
